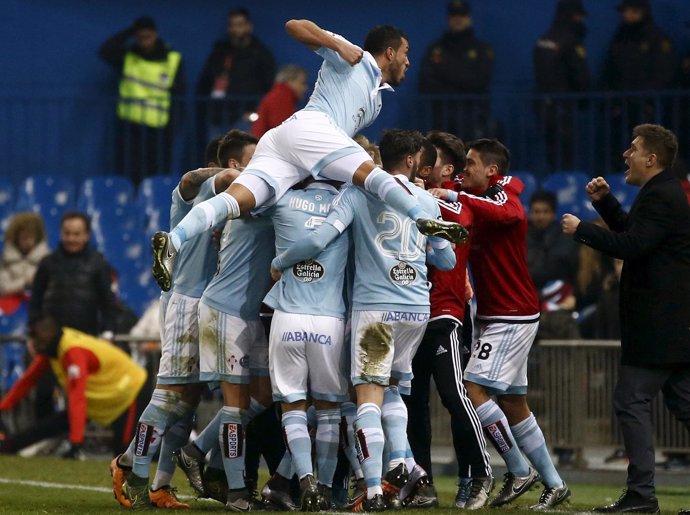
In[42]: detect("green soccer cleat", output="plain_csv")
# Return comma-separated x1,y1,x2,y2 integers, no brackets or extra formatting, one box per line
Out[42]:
151,231,177,292
416,218,470,244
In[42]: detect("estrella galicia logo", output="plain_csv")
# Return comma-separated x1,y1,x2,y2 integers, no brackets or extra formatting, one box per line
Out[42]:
292,259,324,283
390,261,416,285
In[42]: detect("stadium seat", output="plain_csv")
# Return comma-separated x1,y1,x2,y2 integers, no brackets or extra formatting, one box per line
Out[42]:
15,175,75,214
78,176,134,211
604,173,638,211
98,231,147,276
118,268,160,317
541,171,591,218
137,175,178,231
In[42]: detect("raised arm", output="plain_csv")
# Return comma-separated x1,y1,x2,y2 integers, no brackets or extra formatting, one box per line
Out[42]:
285,19,363,65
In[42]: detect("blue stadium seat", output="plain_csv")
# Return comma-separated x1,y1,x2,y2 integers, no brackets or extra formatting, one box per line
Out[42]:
118,268,160,317
541,171,591,218
605,173,638,211
137,175,178,231
16,175,75,214
510,171,538,208
78,176,134,211
98,231,147,276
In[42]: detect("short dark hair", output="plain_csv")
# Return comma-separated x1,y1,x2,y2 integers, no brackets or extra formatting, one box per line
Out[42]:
363,25,408,55
217,130,259,167
228,7,250,20
379,129,424,170
61,211,91,233
466,138,511,174
427,130,465,174
529,190,557,212
632,124,678,170
204,136,223,166
419,138,437,170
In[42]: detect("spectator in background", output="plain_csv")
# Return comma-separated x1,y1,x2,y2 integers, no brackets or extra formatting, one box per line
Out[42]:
99,17,186,183
197,7,276,136
419,0,495,140
534,0,590,170
0,213,50,297
592,258,623,340
29,212,116,339
602,0,676,169
0,314,147,457
353,134,382,167
251,64,309,138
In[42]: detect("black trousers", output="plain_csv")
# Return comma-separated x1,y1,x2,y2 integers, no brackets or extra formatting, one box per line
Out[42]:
614,364,690,497
403,318,491,481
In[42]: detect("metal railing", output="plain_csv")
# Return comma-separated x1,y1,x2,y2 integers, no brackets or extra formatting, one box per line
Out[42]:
1,90,689,185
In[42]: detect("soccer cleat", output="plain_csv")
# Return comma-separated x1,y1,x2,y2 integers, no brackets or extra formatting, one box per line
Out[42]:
110,454,132,508
298,474,320,512
152,231,177,292
317,483,333,511
149,486,190,509
350,492,386,513
202,467,229,504
226,488,262,512
490,468,540,507
454,477,472,508
173,444,206,497
402,475,439,509
416,218,470,244
382,463,408,509
530,482,571,511
261,473,298,511
464,476,495,510
123,473,150,510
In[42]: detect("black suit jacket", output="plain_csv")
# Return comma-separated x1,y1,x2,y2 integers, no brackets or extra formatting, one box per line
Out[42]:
574,169,690,366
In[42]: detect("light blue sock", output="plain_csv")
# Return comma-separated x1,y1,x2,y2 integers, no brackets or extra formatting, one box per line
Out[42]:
194,409,222,453
381,386,408,471
275,450,293,479
170,193,239,250
512,413,562,488
341,401,364,479
151,402,195,490
283,410,313,479
208,447,224,471
354,403,385,498
120,439,136,467
247,397,268,421
219,406,248,490
363,167,430,221
132,389,182,479
475,400,530,477
315,408,340,487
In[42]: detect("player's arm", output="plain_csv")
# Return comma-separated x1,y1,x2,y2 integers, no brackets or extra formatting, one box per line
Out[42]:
271,222,341,279
0,355,50,411
285,19,363,65
426,238,456,271
213,168,241,193
178,167,224,201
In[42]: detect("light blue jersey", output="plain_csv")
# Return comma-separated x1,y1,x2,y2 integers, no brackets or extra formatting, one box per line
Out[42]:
326,177,440,313
172,178,219,298
303,36,393,137
170,185,193,229
264,183,349,319
201,215,275,320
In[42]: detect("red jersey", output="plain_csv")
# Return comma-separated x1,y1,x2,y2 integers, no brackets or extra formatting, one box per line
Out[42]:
428,181,473,322
251,83,299,138
458,175,540,321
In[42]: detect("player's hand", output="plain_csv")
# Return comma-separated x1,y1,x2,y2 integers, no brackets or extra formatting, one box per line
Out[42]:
413,177,426,189
482,183,504,200
585,177,610,201
338,41,364,65
428,188,450,200
561,213,581,235
270,266,282,282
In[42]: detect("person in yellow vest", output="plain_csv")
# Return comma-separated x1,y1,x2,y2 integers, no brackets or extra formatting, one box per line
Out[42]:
99,16,185,183
0,314,147,459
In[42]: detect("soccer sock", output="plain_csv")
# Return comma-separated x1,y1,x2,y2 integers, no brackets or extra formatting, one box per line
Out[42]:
475,400,530,477
132,389,182,479
511,413,563,488
247,397,269,421
404,443,417,477
282,410,313,479
315,408,341,487
381,386,409,471
170,192,240,251
219,406,248,490
119,439,136,467
275,450,294,479
151,402,195,490
194,409,222,453
341,401,364,480
363,167,429,221
354,403,385,498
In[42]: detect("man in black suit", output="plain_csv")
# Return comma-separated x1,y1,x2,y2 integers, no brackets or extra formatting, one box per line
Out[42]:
562,124,690,514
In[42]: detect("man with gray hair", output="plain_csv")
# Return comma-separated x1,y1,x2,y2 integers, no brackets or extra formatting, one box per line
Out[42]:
251,64,308,137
